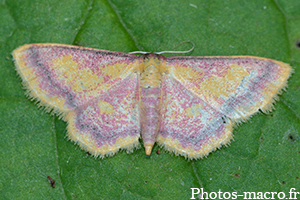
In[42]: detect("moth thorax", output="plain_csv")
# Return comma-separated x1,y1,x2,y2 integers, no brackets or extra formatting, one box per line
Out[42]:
140,64,162,88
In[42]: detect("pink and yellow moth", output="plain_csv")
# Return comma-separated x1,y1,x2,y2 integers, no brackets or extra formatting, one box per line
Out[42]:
12,43,292,159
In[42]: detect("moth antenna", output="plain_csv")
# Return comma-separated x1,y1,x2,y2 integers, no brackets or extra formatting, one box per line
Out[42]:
129,41,195,55
156,41,195,54
128,51,150,54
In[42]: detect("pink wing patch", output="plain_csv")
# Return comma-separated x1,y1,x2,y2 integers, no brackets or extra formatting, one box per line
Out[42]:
157,75,233,159
13,44,140,114
66,74,140,157
167,56,291,120
13,44,142,157
157,56,291,158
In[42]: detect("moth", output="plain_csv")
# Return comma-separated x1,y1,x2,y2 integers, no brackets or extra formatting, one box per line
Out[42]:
13,44,292,159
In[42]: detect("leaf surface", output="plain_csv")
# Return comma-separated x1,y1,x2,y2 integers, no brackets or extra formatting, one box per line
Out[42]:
0,0,300,199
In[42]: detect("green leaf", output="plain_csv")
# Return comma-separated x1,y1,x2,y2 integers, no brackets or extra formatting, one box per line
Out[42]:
1,0,300,199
